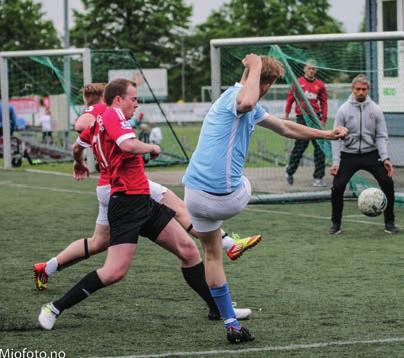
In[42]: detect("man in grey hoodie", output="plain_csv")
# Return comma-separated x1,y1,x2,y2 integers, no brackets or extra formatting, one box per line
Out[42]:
329,74,399,235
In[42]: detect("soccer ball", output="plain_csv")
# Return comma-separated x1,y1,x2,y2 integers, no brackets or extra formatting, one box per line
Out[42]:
357,188,387,217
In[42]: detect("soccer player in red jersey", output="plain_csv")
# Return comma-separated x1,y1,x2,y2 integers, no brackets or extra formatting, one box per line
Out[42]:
284,60,329,187
37,79,223,331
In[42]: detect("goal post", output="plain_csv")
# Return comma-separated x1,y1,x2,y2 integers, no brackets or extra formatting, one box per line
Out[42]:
210,31,404,102
209,31,404,204
0,48,92,170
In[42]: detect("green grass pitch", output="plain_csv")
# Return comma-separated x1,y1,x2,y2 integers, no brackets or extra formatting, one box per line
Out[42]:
0,169,403,357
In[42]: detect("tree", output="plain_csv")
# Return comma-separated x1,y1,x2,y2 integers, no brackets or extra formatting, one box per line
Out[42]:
0,0,60,51
185,0,343,101
70,0,192,101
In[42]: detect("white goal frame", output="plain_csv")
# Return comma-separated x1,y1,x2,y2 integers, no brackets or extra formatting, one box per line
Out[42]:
210,31,404,101
0,48,92,169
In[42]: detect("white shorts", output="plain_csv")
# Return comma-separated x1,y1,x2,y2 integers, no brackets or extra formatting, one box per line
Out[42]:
184,176,251,233
95,180,168,225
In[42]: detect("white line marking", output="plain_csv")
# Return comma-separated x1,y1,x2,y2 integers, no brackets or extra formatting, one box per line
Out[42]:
246,207,383,226
94,336,404,358
0,181,95,195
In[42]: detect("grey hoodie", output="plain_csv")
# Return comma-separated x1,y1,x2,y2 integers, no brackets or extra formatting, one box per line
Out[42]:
332,94,389,165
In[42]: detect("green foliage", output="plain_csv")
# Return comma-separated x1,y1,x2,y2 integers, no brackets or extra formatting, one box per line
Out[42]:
0,0,60,51
185,0,343,101
70,0,192,101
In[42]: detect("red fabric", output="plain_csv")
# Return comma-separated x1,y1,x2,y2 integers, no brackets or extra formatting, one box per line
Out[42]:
80,103,109,186
83,103,107,116
93,107,149,195
285,77,328,124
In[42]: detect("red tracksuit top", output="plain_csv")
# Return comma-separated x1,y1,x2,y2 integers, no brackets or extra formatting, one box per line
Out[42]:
285,76,328,124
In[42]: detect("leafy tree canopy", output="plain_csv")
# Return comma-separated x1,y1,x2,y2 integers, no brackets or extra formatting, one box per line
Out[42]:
70,0,192,68
0,0,61,51
185,0,343,101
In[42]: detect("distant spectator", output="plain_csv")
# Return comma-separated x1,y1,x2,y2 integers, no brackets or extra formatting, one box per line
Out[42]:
150,123,163,145
15,117,27,131
0,94,17,136
129,111,144,130
39,107,53,144
138,123,150,143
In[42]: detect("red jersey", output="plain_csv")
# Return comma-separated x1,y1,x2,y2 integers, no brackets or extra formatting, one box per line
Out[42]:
77,103,109,186
285,76,328,124
79,106,149,195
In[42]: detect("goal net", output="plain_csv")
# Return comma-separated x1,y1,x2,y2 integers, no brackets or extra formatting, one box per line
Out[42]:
1,49,188,168
211,33,404,206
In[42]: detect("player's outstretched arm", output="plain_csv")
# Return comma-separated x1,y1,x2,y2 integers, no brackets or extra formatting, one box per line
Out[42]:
258,114,348,140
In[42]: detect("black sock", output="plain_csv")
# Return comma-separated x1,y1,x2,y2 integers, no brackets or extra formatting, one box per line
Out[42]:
53,270,104,313
58,239,90,271
182,262,219,314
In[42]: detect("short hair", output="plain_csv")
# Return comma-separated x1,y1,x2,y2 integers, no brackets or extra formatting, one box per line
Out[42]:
82,83,106,106
259,56,285,85
304,59,317,68
104,78,137,106
352,74,370,88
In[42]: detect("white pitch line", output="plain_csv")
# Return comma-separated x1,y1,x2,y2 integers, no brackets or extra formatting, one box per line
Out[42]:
94,336,404,358
0,181,95,196
0,181,384,225
246,207,384,226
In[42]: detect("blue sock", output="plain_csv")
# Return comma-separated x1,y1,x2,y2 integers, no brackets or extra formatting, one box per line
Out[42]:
210,283,240,329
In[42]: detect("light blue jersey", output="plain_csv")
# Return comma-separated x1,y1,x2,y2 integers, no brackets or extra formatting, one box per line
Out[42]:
183,83,268,193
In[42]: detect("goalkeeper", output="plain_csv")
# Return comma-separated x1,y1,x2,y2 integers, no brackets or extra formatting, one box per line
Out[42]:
284,60,328,187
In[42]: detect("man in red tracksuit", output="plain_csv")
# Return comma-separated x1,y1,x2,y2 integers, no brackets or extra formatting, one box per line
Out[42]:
284,60,328,187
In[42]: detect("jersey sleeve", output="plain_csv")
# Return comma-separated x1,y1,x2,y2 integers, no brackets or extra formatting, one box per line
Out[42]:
83,103,107,116
285,86,296,114
253,103,268,124
76,126,92,148
103,108,136,146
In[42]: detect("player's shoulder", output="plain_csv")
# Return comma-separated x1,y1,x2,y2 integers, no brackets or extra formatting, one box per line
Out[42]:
84,102,107,115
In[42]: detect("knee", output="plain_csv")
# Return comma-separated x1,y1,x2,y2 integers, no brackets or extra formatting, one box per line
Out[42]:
332,180,346,194
178,239,201,265
202,242,221,261
379,177,394,190
87,235,109,254
100,266,127,285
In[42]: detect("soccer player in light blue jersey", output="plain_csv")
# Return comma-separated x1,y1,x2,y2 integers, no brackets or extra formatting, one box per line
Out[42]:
183,54,348,343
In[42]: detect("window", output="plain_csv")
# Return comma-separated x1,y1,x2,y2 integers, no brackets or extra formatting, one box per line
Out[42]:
382,0,398,77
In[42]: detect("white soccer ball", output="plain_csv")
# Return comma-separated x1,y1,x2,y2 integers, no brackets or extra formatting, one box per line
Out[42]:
357,188,387,217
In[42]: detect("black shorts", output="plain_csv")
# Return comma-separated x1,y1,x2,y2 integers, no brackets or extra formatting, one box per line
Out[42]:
108,193,176,246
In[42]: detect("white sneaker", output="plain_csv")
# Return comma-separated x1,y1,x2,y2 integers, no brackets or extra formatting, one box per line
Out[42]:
234,308,252,320
38,303,59,330
313,178,326,187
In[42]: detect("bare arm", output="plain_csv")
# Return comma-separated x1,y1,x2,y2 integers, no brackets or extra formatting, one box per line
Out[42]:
75,113,95,133
119,138,161,159
257,114,348,140
236,54,262,113
72,142,89,180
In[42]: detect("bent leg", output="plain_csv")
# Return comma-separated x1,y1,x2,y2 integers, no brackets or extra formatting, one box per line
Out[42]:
155,218,201,268
52,243,136,314
313,139,325,179
366,162,395,224
331,157,357,224
56,224,110,270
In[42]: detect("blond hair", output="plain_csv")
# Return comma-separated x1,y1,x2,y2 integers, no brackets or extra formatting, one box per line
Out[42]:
82,83,106,106
260,56,285,85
